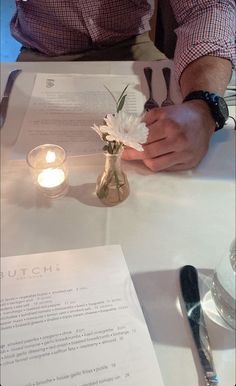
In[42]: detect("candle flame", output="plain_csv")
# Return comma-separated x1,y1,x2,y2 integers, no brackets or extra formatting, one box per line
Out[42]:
46,151,56,163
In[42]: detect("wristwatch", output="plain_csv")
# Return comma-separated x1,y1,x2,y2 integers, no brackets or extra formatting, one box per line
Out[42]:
183,90,229,131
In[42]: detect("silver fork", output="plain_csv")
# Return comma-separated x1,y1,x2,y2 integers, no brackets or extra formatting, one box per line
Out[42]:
161,67,174,107
143,67,159,111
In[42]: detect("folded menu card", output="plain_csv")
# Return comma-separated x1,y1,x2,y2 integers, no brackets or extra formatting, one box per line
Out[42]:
12,74,146,159
0,245,164,386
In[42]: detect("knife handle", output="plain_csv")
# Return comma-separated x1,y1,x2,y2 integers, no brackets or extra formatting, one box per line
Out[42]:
180,265,218,378
180,265,200,307
180,265,201,346
0,96,9,129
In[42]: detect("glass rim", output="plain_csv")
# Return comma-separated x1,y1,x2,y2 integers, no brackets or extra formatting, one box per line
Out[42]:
26,144,67,169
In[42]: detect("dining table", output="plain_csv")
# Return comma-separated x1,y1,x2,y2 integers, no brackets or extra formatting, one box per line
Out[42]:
0,60,235,386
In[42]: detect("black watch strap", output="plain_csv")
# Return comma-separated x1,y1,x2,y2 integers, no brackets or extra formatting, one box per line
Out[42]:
183,90,229,131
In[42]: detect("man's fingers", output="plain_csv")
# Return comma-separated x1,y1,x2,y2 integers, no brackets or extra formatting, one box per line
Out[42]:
143,138,181,159
144,108,163,126
165,157,202,171
165,163,193,172
122,146,144,160
123,148,194,172
145,116,181,144
123,133,185,161
143,152,190,172
146,121,167,143
123,139,171,160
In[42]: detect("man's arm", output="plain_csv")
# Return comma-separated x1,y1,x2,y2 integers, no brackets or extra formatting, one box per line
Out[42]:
179,55,232,140
180,56,232,97
123,1,235,172
170,0,235,84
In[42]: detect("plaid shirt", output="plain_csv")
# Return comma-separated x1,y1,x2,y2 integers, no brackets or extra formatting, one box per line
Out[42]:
12,0,236,79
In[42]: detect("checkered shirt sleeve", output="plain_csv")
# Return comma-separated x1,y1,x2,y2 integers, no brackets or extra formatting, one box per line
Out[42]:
170,0,236,81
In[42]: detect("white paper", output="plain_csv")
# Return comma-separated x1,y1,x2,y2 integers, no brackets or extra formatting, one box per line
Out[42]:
0,245,164,386
12,74,146,159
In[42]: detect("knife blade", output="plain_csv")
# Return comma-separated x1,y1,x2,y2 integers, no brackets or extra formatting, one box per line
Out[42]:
180,265,219,386
0,69,22,128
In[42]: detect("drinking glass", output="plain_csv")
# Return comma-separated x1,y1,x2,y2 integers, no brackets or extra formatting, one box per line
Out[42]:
211,238,236,329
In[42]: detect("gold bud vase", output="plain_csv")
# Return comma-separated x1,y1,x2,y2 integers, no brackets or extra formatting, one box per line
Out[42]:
96,149,130,206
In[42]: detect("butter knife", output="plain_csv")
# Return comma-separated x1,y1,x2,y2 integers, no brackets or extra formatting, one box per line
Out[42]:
180,265,219,386
0,69,22,128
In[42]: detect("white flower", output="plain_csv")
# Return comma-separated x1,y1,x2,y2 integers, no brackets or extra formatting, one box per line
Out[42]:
92,111,148,151
91,123,104,140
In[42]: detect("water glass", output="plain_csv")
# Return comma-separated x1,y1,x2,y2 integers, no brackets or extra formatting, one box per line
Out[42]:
211,239,236,329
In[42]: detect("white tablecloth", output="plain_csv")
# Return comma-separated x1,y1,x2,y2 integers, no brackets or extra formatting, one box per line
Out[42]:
1,61,235,386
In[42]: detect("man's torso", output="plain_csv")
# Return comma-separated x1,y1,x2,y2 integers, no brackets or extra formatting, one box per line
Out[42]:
11,0,154,55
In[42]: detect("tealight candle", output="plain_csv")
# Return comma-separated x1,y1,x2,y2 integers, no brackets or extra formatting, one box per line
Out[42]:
27,144,69,198
37,168,65,188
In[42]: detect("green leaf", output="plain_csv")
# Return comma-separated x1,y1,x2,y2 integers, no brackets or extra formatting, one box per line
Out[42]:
117,85,129,105
117,94,127,112
104,83,129,113
104,85,117,105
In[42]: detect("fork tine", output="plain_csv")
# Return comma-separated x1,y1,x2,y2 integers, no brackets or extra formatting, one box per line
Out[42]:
144,97,159,111
161,98,174,107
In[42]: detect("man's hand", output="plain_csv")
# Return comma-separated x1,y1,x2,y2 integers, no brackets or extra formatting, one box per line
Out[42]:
122,100,216,172
123,55,232,172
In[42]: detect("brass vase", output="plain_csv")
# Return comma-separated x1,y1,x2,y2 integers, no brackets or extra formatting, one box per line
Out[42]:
96,150,130,206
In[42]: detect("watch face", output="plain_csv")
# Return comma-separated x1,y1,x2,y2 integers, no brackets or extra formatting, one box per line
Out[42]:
218,97,229,120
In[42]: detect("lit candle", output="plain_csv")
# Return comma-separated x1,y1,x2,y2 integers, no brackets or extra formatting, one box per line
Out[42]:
37,168,65,189
27,144,68,198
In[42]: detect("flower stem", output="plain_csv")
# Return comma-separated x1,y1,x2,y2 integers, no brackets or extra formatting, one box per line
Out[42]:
114,171,121,201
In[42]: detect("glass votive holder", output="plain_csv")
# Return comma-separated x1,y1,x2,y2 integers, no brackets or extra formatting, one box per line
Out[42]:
27,144,69,198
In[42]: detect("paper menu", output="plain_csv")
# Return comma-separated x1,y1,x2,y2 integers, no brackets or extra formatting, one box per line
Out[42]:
12,74,146,159
0,245,164,386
